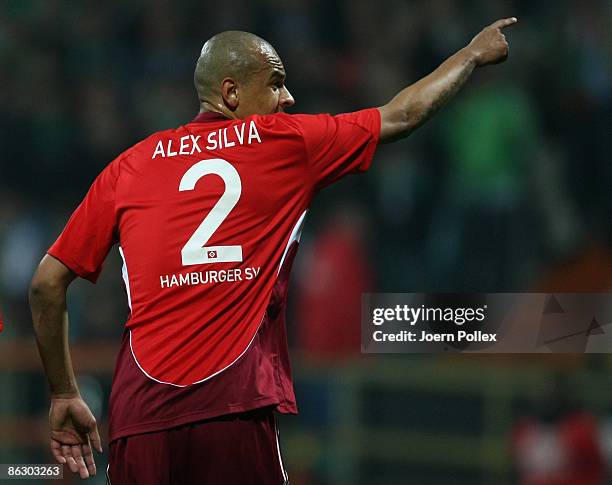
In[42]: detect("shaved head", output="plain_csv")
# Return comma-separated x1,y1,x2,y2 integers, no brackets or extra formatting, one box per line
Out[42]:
195,31,281,103
193,31,294,118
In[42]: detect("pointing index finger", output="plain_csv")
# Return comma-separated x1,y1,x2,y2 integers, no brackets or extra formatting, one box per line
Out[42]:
492,17,518,30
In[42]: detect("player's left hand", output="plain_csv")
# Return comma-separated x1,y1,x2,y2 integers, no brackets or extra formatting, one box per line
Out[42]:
467,17,518,67
49,395,103,480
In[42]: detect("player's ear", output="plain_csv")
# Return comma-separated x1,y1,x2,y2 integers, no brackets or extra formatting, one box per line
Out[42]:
221,78,239,111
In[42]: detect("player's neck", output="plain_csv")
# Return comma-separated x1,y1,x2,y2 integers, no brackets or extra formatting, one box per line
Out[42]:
199,101,236,120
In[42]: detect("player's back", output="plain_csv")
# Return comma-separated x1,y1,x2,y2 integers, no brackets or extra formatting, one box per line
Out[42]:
115,112,311,387
50,107,380,389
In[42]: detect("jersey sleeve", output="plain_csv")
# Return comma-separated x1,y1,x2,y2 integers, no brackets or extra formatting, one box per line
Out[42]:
291,108,381,191
47,159,120,282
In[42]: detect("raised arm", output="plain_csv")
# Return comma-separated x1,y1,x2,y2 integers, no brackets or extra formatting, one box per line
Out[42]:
378,17,517,143
30,255,102,480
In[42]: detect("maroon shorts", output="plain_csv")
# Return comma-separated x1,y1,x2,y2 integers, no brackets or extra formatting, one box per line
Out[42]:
106,407,289,485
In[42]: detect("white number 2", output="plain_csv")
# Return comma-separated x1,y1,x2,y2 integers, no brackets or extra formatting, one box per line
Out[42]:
179,158,242,266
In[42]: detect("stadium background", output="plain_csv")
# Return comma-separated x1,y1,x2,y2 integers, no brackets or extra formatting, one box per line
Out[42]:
1,0,611,483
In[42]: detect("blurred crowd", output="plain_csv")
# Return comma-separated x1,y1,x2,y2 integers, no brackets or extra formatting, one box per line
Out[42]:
0,0,611,482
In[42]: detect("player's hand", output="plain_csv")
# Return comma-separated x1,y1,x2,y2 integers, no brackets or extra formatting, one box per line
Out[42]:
49,395,103,480
466,17,517,67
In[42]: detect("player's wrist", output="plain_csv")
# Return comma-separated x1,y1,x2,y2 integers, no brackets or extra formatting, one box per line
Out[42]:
458,46,480,68
50,388,80,400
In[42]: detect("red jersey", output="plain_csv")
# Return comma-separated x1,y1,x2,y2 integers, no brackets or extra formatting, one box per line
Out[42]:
48,109,380,441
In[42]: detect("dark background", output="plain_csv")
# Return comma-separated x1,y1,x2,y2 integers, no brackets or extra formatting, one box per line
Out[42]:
1,0,611,484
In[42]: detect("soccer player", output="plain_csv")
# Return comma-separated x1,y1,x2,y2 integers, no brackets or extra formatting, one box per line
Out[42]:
30,18,516,484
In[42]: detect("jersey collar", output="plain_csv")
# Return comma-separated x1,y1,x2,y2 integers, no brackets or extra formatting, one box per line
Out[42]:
191,111,231,123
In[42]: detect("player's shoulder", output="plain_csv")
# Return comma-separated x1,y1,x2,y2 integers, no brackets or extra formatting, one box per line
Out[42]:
127,128,175,157
248,112,334,134
112,127,179,167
